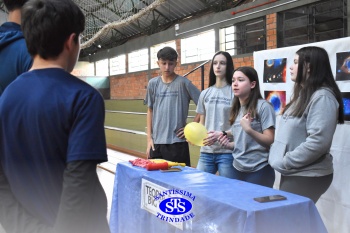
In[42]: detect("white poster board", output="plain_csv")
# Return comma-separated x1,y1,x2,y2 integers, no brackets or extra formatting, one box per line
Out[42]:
140,179,184,230
254,37,350,233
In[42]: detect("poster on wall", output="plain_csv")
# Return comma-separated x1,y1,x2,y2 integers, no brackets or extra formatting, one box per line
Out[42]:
341,92,350,122
263,58,287,83
336,51,350,81
264,90,286,115
254,37,350,111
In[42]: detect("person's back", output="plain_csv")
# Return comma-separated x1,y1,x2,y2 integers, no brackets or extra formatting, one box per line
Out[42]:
0,0,110,232
0,0,32,95
0,69,108,226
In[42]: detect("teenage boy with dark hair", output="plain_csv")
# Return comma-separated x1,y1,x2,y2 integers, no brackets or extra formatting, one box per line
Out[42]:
0,0,32,95
145,46,200,166
0,0,110,233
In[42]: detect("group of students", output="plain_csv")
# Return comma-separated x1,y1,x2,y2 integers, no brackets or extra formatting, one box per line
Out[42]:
0,0,344,232
146,46,344,204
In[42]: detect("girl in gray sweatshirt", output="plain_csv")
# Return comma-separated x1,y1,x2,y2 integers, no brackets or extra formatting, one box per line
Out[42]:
269,46,344,203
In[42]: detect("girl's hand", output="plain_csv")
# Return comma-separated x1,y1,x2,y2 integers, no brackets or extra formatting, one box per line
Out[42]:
217,133,229,148
203,130,222,146
146,139,154,159
240,112,253,132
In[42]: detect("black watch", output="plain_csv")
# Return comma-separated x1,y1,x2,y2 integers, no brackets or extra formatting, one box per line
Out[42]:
222,131,227,136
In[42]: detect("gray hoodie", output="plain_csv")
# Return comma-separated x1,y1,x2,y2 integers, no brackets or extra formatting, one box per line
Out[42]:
269,88,338,176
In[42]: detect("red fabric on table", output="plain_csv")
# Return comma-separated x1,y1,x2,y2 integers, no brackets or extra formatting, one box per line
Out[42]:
129,158,153,168
129,158,169,170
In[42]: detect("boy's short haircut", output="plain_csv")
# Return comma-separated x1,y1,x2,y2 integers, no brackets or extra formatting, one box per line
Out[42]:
157,46,178,61
3,0,29,11
21,0,85,59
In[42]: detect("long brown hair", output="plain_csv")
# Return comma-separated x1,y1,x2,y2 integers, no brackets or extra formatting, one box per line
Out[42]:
284,46,344,124
229,66,263,125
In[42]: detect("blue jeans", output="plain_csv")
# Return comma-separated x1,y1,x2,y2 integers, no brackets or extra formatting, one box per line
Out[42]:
196,153,235,179
231,165,275,188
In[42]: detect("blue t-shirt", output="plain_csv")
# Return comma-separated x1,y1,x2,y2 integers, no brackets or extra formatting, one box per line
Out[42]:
0,68,107,225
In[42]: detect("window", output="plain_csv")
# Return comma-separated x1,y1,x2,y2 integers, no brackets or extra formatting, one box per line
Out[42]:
150,41,176,69
219,26,237,55
128,48,149,73
95,59,109,76
220,18,266,55
181,30,215,64
109,54,126,75
237,18,266,54
278,0,347,47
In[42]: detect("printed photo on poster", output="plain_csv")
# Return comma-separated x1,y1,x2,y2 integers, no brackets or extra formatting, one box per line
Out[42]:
263,58,287,83
336,51,350,81
264,91,286,115
341,92,350,122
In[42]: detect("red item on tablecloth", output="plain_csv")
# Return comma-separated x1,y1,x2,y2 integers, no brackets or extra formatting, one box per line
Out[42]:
129,158,170,170
129,158,153,168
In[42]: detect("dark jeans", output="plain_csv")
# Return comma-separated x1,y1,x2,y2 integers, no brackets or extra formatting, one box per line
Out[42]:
231,164,275,188
279,173,333,203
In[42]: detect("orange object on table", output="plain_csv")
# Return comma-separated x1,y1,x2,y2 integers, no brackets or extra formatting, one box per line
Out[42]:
145,162,169,171
129,158,169,170
129,158,185,171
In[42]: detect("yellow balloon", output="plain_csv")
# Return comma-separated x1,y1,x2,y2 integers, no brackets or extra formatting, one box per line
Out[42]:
184,122,207,146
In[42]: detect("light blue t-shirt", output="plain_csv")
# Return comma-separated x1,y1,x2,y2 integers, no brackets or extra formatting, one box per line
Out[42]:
231,99,275,172
196,85,233,153
145,75,200,144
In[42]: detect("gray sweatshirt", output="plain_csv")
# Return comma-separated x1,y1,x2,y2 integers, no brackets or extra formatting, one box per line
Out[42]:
269,88,338,176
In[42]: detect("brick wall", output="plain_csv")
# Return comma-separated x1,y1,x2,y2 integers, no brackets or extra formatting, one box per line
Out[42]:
266,13,277,49
110,71,155,100
109,13,276,99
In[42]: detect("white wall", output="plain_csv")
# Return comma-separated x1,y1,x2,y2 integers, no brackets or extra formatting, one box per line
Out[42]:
71,61,95,77
254,37,350,233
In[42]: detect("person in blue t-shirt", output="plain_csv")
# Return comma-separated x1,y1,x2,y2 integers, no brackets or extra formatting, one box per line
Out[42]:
0,0,110,233
0,0,32,95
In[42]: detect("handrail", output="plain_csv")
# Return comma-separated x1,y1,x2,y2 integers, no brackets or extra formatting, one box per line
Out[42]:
183,59,211,91
183,59,211,77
